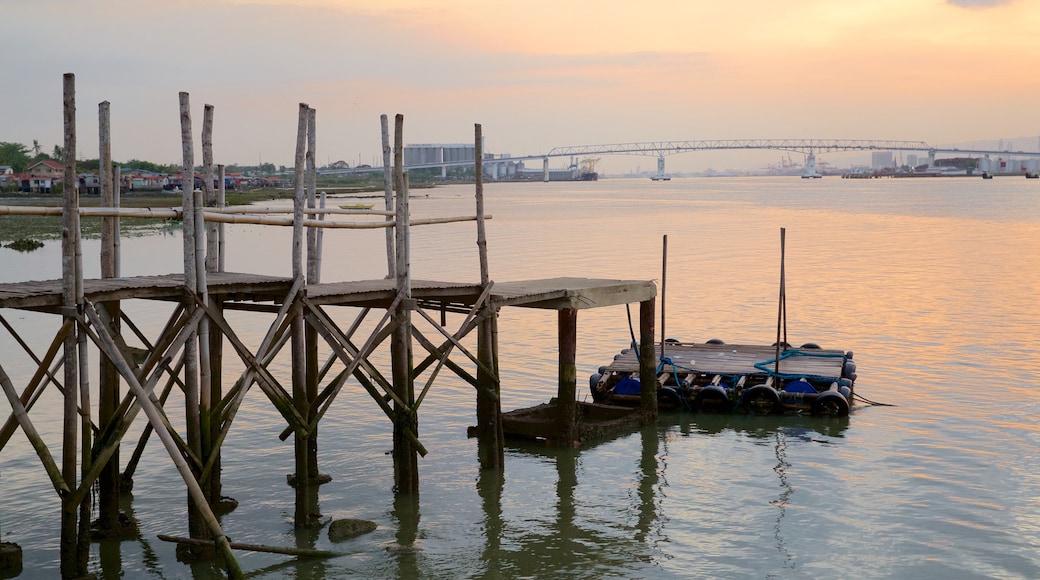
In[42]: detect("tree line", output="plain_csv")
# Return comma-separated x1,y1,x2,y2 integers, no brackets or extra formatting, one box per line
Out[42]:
0,141,280,176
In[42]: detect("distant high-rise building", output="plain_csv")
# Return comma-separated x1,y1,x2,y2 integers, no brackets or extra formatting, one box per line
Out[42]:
871,151,894,169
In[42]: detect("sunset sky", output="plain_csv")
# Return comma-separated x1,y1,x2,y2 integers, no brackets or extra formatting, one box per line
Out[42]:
4,0,1039,172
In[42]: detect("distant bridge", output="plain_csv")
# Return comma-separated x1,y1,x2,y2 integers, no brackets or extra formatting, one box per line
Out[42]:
320,138,1040,179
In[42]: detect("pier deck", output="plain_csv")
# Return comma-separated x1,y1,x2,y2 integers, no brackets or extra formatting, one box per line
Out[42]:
0,275,656,313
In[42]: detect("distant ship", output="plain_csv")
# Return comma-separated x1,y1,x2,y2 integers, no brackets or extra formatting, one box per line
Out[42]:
801,151,823,179
650,175,671,181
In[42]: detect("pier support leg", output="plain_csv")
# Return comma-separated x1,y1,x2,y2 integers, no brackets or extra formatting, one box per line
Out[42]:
205,301,224,506
391,306,418,494
475,308,503,469
97,302,123,532
638,299,657,421
556,308,578,445
291,311,319,527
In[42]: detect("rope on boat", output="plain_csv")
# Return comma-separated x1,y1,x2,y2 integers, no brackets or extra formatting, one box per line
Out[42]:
853,392,896,407
625,303,638,351
752,349,850,383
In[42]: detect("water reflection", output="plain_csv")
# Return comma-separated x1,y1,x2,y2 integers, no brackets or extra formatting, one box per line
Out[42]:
670,412,850,440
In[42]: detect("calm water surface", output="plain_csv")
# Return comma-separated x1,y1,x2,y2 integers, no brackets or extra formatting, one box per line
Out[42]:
1,176,1039,579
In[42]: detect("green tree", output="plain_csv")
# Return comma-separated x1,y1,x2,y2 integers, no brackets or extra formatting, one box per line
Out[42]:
0,142,32,172
52,144,63,160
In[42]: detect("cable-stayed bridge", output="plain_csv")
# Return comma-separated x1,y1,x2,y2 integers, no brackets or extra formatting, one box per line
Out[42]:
321,138,1040,179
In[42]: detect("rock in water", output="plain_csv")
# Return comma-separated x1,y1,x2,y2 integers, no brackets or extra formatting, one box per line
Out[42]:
328,518,377,542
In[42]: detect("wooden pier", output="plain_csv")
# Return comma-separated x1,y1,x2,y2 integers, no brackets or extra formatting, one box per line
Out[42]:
0,75,658,579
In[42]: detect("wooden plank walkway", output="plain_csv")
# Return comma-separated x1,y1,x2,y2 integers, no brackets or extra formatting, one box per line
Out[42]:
0,275,656,313
0,272,293,310
605,343,845,378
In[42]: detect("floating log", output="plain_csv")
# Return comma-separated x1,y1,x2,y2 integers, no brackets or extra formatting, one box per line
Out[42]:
157,534,342,559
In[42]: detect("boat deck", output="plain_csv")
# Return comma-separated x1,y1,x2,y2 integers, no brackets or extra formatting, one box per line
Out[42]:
606,342,846,378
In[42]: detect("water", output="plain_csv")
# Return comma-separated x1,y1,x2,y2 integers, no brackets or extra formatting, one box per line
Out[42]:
2,176,1039,579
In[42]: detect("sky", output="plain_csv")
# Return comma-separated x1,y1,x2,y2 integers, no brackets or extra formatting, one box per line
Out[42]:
4,0,1040,173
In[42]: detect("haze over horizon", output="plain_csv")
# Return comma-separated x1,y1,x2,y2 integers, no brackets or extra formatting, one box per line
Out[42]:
4,0,1039,173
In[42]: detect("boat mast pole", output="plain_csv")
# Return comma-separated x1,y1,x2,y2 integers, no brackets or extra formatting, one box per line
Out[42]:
774,228,786,376
660,234,667,363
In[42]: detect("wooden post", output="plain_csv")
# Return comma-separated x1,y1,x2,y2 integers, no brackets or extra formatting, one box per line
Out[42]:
112,165,121,276
59,72,85,579
203,104,218,274
291,103,317,526
556,309,578,445
473,123,502,468
82,305,243,578
380,114,396,278
304,107,320,487
639,298,658,420
199,105,217,507
179,91,205,540
217,164,226,272
97,99,122,533
391,114,418,494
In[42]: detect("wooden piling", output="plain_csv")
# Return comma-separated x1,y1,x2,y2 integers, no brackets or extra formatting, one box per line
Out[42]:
639,298,657,420
392,114,418,494
290,103,317,526
380,114,396,278
97,99,122,533
556,309,578,445
217,164,226,273
59,71,87,579
178,91,205,540
473,123,503,469
304,107,321,489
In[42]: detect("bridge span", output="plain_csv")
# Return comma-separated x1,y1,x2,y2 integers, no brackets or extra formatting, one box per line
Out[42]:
321,138,1040,180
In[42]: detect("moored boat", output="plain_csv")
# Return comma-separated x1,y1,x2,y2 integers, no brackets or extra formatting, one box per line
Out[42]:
590,339,857,417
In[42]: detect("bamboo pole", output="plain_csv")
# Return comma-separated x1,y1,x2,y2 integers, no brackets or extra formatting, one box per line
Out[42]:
0,319,72,451
304,107,320,489
0,206,485,228
80,303,242,578
97,99,122,531
306,107,318,283
113,165,121,277
199,103,217,511
290,103,315,526
99,101,114,278
316,192,326,276
217,164,226,272
0,363,69,495
60,71,84,579
473,122,502,468
178,91,205,540
391,114,418,494
380,114,396,278
203,104,218,274
157,534,342,559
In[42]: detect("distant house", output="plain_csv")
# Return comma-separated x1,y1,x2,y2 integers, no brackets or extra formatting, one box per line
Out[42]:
328,160,351,170
26,159,65,178
0,165,13,175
